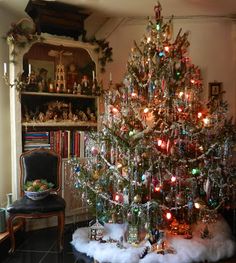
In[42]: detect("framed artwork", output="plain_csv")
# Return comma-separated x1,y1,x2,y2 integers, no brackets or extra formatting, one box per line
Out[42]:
208,82,223,110
209,82,222,98
28,59,55,83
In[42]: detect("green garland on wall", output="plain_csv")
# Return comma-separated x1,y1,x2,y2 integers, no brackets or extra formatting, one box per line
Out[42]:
5,18,113,72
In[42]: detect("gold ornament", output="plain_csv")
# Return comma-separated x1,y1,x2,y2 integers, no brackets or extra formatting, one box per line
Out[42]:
133,194,142,203
92,170,100,180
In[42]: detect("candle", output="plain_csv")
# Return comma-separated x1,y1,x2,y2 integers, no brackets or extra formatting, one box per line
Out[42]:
28,64,31,76
3,63,7,75
109,72,112,82
92,70,95,81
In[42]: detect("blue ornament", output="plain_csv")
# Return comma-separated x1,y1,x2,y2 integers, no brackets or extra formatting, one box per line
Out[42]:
74,181,81,189
188,200,193,209
96,202,103,211
159,51,164,57
75,166,80,173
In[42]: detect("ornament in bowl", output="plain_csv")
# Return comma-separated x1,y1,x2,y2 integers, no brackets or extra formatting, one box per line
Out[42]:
24,179,54,200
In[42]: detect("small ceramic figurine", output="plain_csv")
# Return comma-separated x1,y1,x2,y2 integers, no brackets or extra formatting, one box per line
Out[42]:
81,75,91,95
45,109,54,120
38,112,45,122
67,63,79,93
78,110,88,121
62,110,68,120
36,68,48,92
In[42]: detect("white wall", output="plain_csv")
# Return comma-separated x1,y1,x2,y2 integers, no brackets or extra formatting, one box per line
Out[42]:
0,8,19,207
104,17,236,119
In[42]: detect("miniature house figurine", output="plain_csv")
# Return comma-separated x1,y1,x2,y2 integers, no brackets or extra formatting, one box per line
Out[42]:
89,219,104,241
127,224,140,244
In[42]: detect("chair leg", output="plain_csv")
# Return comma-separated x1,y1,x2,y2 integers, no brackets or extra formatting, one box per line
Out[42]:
58,211,65,252
8,215,16,254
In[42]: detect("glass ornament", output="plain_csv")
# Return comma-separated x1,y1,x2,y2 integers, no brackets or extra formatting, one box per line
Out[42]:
91,146,99,156
187,200,193,209
92,170,100,180
75,166,80,173
96,202,103,211
191,168,200,175
133,207,139,214
74,181,81,189
133,194,142,203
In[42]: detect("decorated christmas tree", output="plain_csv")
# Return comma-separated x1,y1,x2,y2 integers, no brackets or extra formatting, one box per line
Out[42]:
70,1,236,250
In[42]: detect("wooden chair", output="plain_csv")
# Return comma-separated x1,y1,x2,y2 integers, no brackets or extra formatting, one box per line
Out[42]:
7,148,66,253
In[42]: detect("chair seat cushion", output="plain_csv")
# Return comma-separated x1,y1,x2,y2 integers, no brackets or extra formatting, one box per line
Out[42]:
7,194,66,214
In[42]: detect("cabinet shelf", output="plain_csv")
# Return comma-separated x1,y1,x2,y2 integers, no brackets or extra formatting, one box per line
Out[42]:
22,121,97,128
21,91,97,99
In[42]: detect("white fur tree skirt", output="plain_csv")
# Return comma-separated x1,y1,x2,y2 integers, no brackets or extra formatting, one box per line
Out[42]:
72,217,236,263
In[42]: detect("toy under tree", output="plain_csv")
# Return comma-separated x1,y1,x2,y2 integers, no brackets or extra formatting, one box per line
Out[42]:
70,2,236,262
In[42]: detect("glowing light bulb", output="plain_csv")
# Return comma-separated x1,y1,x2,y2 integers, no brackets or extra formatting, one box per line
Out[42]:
190,79,196,84
199,146,203,151
155,186,161,192
166,212,172,220
144,107,149,113
198,112,202,118
164,46,170,52
194,202,200,209
157,139,162,146
171,176,176,183
131,92,137,98
203,117,210,126
115,194,120,202
116,163,122,169
179,91,184,98
147,37,151,43
161,141,166,149
177,107,182,112
112,107,119,114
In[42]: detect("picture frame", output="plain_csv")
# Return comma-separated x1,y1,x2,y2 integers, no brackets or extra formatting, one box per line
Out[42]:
208,82,222,98
208,82,223,110
29,59,55,83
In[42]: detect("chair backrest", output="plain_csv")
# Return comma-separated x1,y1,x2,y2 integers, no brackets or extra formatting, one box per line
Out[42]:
20,148,62,196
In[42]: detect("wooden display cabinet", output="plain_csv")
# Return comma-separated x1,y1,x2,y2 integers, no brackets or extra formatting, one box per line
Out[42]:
8,34,101,223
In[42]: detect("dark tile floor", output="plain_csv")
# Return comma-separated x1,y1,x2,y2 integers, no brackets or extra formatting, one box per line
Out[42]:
1,221,236,263
1,222,93,263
